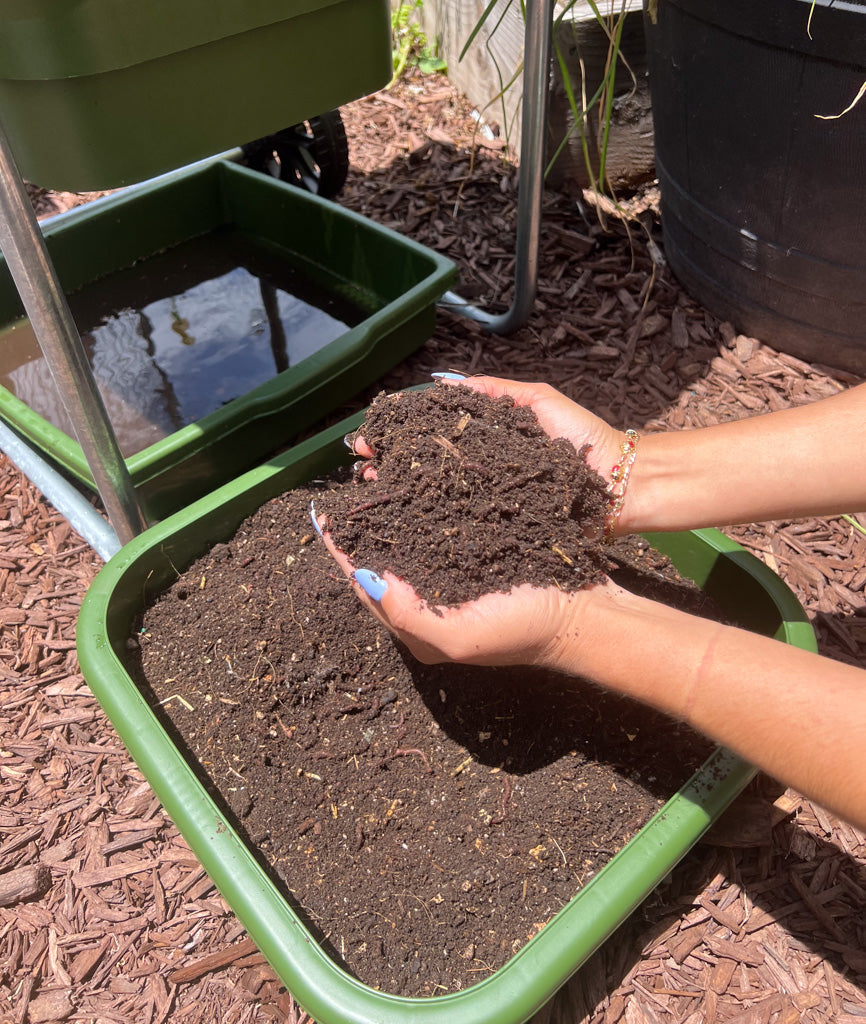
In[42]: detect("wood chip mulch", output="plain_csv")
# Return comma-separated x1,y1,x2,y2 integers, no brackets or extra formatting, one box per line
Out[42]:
5,68,865,1024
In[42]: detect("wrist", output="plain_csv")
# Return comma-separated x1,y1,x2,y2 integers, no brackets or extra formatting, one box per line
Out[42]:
602,429,639,540
538,582,719,720
612,431,683,535
535,581,626,677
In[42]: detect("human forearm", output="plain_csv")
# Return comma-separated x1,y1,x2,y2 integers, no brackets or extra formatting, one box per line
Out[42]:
618,382,866,533
546,587,866,829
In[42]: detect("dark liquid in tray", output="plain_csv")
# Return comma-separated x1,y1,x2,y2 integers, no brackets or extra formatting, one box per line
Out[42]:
0,229,374,458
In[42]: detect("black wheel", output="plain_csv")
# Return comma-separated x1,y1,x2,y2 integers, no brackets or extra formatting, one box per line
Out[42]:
241,110,350,200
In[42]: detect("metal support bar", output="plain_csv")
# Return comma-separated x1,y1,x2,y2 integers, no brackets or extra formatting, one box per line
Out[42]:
0,118,148,544
438,0,555,334
0,422,121,562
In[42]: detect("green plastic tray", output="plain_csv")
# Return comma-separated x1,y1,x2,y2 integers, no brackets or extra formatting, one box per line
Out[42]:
77,409,817,1024
0,159,456,522
0,0,391,189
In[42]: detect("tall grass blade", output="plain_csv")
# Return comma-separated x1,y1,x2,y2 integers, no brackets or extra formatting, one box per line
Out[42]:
459,0,511,61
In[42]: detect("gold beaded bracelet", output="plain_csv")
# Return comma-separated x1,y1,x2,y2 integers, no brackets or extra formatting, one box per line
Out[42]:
603,429,639,541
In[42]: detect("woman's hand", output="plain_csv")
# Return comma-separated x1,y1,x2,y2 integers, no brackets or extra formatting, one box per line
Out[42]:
318,522,594,669
347,375,625,481
329,373,625,665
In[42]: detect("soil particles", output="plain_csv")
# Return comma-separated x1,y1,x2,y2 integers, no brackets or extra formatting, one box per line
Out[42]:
317,384,613,605
131,385,721,997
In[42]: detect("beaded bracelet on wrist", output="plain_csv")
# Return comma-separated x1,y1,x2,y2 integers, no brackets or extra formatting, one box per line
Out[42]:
603,429,639,542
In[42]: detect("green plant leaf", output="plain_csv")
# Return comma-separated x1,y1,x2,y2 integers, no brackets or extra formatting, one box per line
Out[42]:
389,0,446,87
459,0,509,61
419,55,448,74
842,514,866,538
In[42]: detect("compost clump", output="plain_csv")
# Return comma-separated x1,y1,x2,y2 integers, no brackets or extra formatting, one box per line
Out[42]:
317,384,614,606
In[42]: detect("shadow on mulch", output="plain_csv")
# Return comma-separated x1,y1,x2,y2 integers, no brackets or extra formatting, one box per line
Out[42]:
338,142,725,433
540,814,866,1024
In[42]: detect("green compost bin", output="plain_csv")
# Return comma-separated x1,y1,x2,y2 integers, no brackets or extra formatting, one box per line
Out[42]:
0,158,457,522
0,0,391,189
76,408,817,1024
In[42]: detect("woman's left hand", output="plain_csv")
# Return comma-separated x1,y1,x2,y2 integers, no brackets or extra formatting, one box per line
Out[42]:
316,518,592,669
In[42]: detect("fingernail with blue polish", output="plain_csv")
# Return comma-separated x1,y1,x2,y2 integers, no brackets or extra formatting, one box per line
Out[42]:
343,432,356,452
354,568,388,601
309,500,323,537
431,371,467,381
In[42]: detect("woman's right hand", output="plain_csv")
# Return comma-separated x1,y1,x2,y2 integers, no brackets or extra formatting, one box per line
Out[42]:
452,376,624,477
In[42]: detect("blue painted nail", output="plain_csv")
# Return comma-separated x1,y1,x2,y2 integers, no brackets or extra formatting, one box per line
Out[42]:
343,432,357,452
431,371,467,381
354,569,388,601
309,500,323,537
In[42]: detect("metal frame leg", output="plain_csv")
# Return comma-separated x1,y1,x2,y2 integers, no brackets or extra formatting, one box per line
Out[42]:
439,0,555,334
0,119,148,545
0,422,121,561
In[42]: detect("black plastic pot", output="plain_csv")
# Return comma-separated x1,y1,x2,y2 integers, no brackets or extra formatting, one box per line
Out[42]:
644,0,866,372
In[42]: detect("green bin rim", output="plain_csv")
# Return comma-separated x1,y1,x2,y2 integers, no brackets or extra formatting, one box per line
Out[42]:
76,410,816,1024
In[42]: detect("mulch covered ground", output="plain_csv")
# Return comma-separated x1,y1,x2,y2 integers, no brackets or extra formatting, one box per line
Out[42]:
3,67,865,1023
